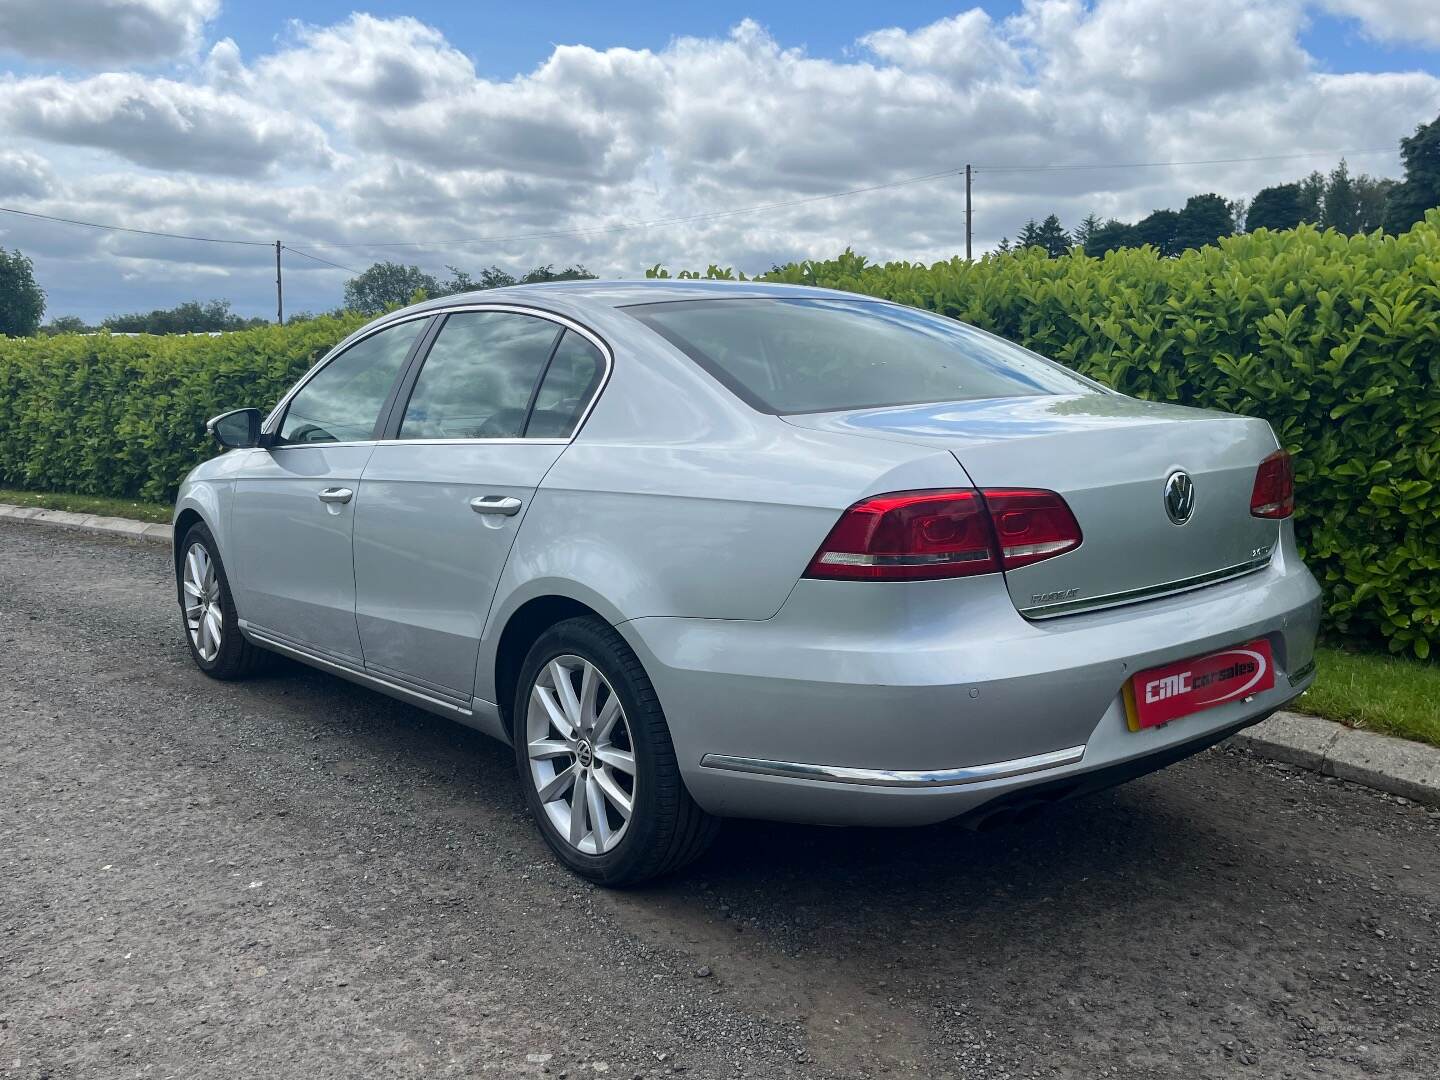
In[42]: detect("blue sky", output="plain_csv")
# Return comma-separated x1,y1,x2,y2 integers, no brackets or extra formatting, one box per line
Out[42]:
0,1,1437,322
210,2,1438,80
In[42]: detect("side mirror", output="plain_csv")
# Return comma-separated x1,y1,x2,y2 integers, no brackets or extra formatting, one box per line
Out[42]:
207,408,264,450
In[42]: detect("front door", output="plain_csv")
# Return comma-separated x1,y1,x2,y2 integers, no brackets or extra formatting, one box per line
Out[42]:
353,311,607,701
229,316,429,663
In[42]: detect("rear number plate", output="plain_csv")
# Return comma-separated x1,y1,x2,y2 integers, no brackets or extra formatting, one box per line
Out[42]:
1124,638,1275,731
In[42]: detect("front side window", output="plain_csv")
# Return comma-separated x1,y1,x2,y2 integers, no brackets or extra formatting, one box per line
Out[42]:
626,297,1098,414
399,312,562,439
278,319,424,444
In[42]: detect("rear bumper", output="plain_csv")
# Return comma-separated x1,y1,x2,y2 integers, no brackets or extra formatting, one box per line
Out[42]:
619,529,1322,827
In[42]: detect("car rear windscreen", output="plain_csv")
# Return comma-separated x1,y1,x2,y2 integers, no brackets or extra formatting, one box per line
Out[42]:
626,297,1098,414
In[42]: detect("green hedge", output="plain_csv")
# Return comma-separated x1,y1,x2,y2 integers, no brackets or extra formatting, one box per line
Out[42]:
0,313,366,505
695,217,1440,655
3,218,1439,654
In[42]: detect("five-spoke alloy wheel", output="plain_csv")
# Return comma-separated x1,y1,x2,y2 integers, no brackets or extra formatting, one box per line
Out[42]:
527,654,637,855
183,541,225,662
514,617,718,885
176,523,272,680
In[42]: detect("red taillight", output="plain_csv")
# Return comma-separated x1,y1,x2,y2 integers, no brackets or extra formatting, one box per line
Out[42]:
804,488,1081,581
1250,450,1294,519
981,488,1084,569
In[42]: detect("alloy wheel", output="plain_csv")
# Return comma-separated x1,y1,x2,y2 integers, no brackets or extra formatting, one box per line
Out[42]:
182,542,224,663
526,654,637,855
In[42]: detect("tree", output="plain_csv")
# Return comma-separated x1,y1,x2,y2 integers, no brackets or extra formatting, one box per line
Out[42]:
1173,193,1233,251
102,300,264,334
1298,170,1326,224
40,315,91,335
1383,111,1440,233
994,236,1012,253
1030,215,1072,258
1227,198,1248,234
1245,183,1309,232
1321,160,1359,235
1083,219,1134,257
519,264,596,283
1015,219,1042,250
1132,208,1181,256
424,262,597,299
344,262,441,314
1354,174,1396,233
1073,213,1102,248
0,247,45,337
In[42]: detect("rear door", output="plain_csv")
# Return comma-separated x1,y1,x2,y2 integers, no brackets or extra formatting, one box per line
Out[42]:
352,309,608,703
229,317,429,662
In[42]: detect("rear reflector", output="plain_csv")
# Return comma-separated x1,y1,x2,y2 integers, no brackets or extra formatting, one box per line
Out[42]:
804,488,1081,581
1250,450,1295,519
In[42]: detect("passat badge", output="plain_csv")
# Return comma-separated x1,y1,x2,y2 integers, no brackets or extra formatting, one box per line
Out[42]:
1164,470,1195,525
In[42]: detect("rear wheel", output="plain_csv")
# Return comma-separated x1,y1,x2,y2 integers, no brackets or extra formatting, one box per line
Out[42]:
178,523,272,680
514,616,718,885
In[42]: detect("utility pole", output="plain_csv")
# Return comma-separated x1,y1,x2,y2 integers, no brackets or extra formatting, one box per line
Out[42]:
964,164,973,262
275,240,284,325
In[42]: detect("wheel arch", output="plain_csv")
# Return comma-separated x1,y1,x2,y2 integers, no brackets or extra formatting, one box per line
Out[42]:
491,593,611,740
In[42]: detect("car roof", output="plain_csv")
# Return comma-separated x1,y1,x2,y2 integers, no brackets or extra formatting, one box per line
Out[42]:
402,277,884,314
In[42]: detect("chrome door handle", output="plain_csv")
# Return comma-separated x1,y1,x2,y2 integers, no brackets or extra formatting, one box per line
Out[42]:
317,487,354,504
469,495,522,516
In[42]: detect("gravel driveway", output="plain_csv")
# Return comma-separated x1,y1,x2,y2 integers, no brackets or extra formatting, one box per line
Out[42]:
1,520,1436,1079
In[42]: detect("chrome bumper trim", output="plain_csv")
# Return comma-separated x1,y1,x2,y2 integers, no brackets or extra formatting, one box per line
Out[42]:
1020,555,1273,619
698,744,1087,788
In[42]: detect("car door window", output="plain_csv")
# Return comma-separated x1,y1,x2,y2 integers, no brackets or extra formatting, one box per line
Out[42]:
398,312,562,440
278,320,425,444
525,330,605,438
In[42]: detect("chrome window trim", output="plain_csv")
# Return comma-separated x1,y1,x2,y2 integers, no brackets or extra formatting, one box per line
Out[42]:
262,303,615,447
699,744,1086,788
1019,555,1273,619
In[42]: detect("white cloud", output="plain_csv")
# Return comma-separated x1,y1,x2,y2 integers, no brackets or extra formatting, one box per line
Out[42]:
0,73,336,177
0,0,219,65
0,1,1437,323
1319,1,1440,48
0,149,53,197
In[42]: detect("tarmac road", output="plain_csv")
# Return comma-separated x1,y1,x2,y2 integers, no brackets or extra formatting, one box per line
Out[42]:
1,519,1436,1079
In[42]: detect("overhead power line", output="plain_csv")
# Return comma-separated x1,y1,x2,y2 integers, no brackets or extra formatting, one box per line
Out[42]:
284,245,364,275
974,147,1401,174
0,145,1403,256
0,204,272,246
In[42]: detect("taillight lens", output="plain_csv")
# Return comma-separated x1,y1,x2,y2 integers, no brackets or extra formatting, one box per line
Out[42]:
1250,450,1294,519
982,489,1084,569
804,487,1081,581
804,490,1000,580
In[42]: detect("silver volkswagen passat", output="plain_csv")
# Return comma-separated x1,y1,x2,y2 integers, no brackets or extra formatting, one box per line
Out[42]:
176,280,1321,884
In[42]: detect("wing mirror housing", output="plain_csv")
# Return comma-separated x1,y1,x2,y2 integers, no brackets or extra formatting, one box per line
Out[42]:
207,408,265,450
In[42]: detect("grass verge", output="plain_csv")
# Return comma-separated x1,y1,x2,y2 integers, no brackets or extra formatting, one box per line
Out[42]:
1290,644,1440,749
0,487,173,525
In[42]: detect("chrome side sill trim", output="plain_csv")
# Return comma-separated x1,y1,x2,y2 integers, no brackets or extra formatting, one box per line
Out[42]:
241,623,473,719
1020,556,1272,620
698,744,1086,788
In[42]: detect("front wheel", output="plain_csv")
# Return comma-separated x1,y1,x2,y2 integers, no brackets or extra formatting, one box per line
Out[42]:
177,523,272,680
514,617,718,885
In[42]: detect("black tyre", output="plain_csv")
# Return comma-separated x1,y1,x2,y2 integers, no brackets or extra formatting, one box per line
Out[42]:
513,616,718,885
177,523,272,680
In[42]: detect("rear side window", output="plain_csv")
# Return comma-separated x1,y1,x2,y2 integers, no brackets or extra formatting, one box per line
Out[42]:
626,297,1097,414
278,318,424,444
526,331,604,438
399,311,561,439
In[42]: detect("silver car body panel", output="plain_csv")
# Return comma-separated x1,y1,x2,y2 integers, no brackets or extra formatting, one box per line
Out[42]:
174,279,1324,828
